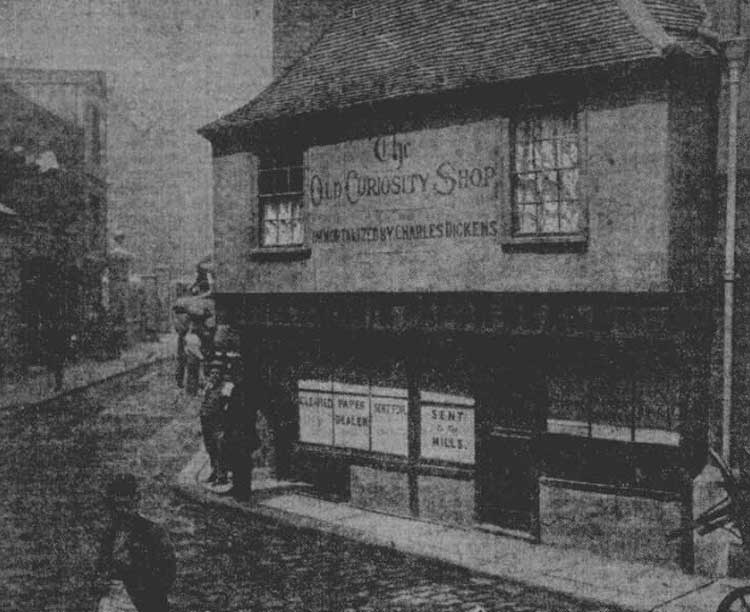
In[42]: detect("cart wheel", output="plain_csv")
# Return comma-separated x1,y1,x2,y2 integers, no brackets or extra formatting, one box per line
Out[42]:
710,448,740,499
718,586,750,612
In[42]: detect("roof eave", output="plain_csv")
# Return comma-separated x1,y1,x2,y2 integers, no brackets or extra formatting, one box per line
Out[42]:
199,56,683,142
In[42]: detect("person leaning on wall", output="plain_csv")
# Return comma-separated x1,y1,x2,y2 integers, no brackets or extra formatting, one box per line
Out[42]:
200,359,229,486
219,361,259,502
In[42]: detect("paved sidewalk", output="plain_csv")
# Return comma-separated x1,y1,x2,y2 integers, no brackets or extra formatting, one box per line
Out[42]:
175,449,748,612
0,334,176,412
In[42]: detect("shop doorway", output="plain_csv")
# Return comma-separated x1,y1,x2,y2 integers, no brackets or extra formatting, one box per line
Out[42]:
476,339,546,535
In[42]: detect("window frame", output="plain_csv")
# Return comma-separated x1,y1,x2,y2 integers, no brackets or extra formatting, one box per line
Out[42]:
503,107,588,250
545,342,682,447
251,147,311,261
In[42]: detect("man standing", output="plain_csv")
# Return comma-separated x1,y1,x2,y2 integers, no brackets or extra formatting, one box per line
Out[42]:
221,363,259,501
200,360,228,485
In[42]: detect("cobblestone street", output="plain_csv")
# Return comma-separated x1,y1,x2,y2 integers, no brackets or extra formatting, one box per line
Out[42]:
0,364,612,612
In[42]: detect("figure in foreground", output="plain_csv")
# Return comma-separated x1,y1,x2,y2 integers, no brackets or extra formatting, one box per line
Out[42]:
96,473,176,612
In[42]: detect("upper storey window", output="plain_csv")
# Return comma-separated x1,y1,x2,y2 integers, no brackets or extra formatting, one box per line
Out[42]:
258,149,304,247
511,112,584,239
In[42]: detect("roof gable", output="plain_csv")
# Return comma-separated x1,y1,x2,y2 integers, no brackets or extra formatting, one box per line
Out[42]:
201,0,714,137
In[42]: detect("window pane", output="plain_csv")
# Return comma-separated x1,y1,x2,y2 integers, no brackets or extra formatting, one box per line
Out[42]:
540,118,556,140
541,201,559,233
515,139,531,172
590,357,632,438
560,169,579,200
540,171,558,203
278,200,292,221
558,138,578,168
547,344,589,435
559,201,581,233
531,141,545,170
517,204,537,234
515,173,538,203
538,140,556,169
291,220,304,244
263,201,279,222
263,220,278,246
278,219,292,245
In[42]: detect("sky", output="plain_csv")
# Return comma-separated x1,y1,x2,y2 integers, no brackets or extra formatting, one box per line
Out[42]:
0,0,273,274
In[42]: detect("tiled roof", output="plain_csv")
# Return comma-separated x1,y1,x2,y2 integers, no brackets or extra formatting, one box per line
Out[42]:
641,0,706,32
200,0,715,137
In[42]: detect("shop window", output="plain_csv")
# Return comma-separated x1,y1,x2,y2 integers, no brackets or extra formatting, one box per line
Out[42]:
295,334,478,465
296,334,409,456
510,111,584,240
258,149,304,248
546,344,680,445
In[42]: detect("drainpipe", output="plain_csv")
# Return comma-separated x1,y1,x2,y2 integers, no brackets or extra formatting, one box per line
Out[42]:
722,35,747,464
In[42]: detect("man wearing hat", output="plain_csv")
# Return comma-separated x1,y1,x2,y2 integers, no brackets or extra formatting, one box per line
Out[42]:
220,361,259,501
200,359,228,484
96,473,176,611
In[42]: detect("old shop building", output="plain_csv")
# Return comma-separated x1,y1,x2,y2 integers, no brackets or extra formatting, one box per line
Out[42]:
200,0,721,569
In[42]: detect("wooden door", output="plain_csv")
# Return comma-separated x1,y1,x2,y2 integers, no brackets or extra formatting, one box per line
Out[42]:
476,339,545,535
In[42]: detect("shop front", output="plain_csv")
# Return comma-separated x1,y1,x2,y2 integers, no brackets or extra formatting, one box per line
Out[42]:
225,291,705,567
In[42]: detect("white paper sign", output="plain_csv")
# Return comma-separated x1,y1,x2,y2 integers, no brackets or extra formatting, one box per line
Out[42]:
370,387,408,456
333,385,370,449
298,381,333,445
420,400,475,464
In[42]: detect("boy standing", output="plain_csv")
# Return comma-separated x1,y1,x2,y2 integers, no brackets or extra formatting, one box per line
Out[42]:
97,474,176,612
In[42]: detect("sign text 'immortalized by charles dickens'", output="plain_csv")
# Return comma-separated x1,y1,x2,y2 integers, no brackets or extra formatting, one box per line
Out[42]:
307,123,502,246
420,403,475,464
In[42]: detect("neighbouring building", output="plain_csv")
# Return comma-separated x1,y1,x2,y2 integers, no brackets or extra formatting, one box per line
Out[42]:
0,69,107,375
200,0,733,572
